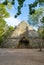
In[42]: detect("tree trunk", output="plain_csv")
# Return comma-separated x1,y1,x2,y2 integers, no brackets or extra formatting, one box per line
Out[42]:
39,39,42,51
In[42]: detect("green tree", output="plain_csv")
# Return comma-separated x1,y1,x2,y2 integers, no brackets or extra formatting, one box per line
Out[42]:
29,7,44,26
38,26,44,51
29,0,44,15
29,7,44,51
0,0,44,18
0,4,9,45
0,4,9,18
3,26,14,38
0,18,7,44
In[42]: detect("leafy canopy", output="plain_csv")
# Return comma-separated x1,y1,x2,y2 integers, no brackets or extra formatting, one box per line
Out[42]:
0,4,9,18
30,7,44,26
1,0,44,18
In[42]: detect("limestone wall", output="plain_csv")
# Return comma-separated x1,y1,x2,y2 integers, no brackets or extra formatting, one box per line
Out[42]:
1,38,44,48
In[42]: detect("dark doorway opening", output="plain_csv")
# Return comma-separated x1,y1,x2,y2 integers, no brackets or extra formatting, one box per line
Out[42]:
18,37,29,48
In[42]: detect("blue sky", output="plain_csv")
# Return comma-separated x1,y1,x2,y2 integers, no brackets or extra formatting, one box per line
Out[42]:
5,0,35,27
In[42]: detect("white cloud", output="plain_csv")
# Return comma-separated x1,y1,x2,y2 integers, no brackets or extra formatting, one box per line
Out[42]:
4,17,21,27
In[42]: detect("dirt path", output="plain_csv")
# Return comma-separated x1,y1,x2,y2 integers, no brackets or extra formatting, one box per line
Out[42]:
0,49,44,65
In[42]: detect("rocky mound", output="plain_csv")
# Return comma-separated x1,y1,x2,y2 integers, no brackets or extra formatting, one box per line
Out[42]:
10,21,37,38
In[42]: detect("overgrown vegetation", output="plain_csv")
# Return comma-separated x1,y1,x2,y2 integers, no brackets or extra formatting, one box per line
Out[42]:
0,4,14,47
0,0,44,49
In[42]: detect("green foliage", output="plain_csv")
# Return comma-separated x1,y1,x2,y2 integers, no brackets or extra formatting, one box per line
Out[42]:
0,3,10,44
38,0,44,5
0,3,9,39
0,18,6,36
29,0,44,15
29,1,38,14
0,18,6,26
0,19,6,44
11,0,15,5
3,0,8,5
1,0,44,17
8,26,14,31
29,7,44,26
0,2,14,46
3,0,15,5
15,0,25,18
0,21,14,44
2,0,25,17
3,26,14,39
38,26,44,39
0,4,9,18
41,17,44,23
37,26,44,51
7,2,12,9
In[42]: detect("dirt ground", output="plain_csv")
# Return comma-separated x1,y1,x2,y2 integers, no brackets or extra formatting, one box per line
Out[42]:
0,48,44,65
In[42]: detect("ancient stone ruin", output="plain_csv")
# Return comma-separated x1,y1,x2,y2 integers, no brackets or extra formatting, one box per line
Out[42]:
1,21,44,48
